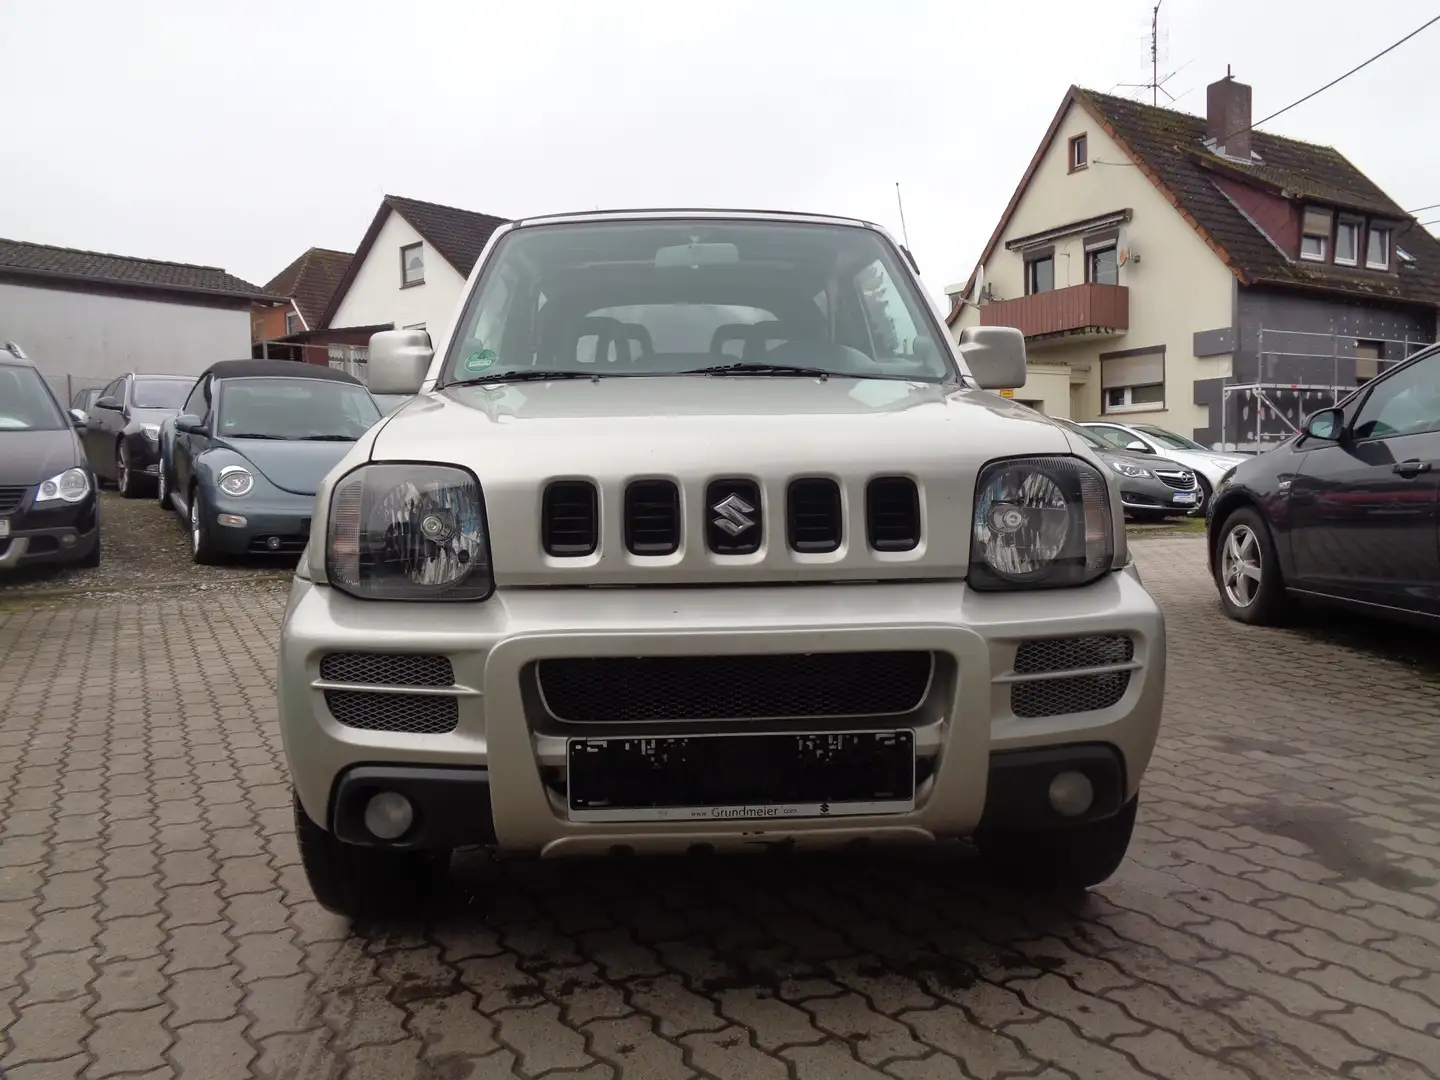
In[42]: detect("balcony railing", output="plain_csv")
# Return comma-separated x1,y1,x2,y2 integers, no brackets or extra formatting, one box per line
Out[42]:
980,283,1128,340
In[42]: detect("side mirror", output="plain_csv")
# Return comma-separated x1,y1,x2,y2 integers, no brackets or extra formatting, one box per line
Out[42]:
68,409,87,427
93,395,121,411
368,329,433,395
1125,439,1154,454
1303,407,1344,441
957,325,1026,390
175,413,206,435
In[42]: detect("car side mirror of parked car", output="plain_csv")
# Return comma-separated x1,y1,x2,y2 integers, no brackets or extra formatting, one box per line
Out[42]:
956,325,1027,390
1303,408,1344,441
175,413,206,435
93,395,121,411
1125,440,1153,454
68,409,87,427
368,329,433,395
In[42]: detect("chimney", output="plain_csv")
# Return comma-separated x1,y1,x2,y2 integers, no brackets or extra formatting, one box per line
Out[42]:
1206,68,1252,161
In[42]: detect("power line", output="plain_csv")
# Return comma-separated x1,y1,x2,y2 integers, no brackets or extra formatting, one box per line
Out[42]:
1419,218,1440,228
1220,13,1440,144
1406,202,1440,214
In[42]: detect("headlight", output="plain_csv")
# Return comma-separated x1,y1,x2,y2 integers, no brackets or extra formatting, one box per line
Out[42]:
142,424,161,442
326,463,492,601
1108,460,1151,479
217,466,254,497
971,456,1113,590
35,467,91,504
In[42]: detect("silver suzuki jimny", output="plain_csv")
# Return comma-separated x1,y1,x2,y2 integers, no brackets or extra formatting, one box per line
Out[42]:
277,209,1166,918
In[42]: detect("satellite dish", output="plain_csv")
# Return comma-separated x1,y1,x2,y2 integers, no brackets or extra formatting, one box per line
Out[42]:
1116,225,1137,266
967,266,986,308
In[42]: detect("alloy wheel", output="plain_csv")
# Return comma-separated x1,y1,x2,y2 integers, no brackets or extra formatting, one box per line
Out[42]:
190,499,200,554
117,447,128,492
1221,523,1262,608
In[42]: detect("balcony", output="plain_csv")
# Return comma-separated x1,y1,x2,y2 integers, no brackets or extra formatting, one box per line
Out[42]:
980,283,1128,342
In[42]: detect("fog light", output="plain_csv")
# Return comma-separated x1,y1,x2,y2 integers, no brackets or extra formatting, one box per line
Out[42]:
363,791,414,840
1047,771,1094,818
266,536,282,550
61,534,76,547
217,514,247,528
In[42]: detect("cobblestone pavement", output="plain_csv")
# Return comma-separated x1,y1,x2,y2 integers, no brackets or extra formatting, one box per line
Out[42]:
2,537,1438,1079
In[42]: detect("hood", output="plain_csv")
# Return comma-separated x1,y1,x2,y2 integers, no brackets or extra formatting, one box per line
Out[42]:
217,436,358,496
0,428,83,486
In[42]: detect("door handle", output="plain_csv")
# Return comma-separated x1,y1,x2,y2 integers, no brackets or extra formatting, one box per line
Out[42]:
1392,459,1434,478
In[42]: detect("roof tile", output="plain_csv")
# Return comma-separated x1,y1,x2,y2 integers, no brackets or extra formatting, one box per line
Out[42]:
262,247,353,328
0,238,274,299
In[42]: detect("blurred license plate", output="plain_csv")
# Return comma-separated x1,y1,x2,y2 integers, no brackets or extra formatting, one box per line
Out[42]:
1172,492,1197,504
0,520,9,537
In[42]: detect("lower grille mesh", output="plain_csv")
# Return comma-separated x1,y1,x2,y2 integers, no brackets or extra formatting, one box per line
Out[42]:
1014,635,1133,673
324,690,459,734
320,652,454,687
1010,634,1134,718
537,652,934,723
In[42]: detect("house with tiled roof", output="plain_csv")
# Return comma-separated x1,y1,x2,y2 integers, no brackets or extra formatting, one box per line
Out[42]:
254,246,353,343
0,237,281,395
321,195,509,369
948,72,1440,451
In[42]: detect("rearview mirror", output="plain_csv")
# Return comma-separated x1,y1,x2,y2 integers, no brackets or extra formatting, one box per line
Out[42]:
1126,439,1153,454
175,413,206,435
368,329,433,395
956,325,1026,390
68,409,86,427
93,395,120,411
1303,407,1344,441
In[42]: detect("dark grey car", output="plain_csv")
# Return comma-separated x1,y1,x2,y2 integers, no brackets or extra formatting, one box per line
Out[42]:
1055,417,1203,519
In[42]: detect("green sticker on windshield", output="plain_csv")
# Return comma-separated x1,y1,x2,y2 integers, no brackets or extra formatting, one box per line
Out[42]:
464,349,498,373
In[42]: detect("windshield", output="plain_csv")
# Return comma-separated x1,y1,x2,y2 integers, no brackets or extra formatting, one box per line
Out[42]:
216,377,381,440
132,378,192,410
441,219,953,384
0,364,66,431
1055,419,1107,450
1133,424,1207,452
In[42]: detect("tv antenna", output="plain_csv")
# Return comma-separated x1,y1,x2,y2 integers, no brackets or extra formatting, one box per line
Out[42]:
1114,1,1179,105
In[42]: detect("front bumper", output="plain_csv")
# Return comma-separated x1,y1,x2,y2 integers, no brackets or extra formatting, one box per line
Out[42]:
1119,475,1203,516
123,431,163,475
207,490,312,555
278,566,1166,855
0,490,99,570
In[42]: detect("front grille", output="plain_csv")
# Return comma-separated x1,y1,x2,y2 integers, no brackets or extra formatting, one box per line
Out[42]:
625,480,681,555
1011,634,1134,718
866,477,921,551
324,689,459,734
706,478,762,555
0,486,26,515
536,651,934,723
1155,470,1196,490
787,478,842,553
542,481,599,556
320,652,454,687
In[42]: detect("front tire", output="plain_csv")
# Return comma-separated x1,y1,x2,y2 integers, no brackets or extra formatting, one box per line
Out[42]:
189,487,221,565
294,791,448,920
1214,506,1287,625
116,443,138,498
156,459,170,509
977,796,1138,891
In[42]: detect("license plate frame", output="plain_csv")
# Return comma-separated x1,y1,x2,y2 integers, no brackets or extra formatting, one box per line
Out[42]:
566,730,916,823
0,519,9,538
1171,492,1197,504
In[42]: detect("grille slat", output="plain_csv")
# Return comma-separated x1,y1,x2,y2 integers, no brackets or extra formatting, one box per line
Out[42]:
537,651,934,723
543,481,599,556
0,486,27,515
1154,470,1197,491
787,478,842,553
625,480,681,555
324,689,459,734
866,477,921,551
320,652,455,686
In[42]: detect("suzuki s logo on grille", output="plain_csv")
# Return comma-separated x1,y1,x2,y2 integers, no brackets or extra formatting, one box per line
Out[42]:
711,493,757,537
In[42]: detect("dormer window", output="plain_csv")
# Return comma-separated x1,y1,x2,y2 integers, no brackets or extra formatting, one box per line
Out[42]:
401,242,425,287
1300,207,1331,262
1366,226,1391,270
1334,219,1360,266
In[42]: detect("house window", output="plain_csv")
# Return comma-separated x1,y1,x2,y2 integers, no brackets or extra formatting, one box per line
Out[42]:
1366,226,1391,270
285,311,300,335
1300,206,1331,262
1069,134,1088,172
401,242,425,286
1100,347,1165,414
1086,244,1118,286
1025,253,1055,295
1334,219,1360,266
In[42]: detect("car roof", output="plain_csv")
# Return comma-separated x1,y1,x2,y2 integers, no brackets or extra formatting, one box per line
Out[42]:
512,207,883,231
199,359,364,385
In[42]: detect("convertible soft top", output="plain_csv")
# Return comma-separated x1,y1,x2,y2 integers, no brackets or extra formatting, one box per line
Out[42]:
198,359,365,384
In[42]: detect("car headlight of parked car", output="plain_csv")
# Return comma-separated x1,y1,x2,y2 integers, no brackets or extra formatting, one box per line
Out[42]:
326,463,492,601
1107,460,1152,479
34,467,91,504
142,424,161,442
217,465,255,497
970,456,1114,591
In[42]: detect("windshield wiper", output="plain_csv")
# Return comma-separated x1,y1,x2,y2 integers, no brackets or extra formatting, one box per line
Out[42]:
224,432,285,440
448,369,600,386
680,362,831,380
298,434,358,441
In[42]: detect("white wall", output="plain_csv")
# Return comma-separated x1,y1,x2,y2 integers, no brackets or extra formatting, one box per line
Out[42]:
951,99,1235,432
0,281,251,389
327,210,467,340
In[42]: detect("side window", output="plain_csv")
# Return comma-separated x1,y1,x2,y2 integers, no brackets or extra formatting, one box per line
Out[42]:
850,259,920,360
183,377,210,423
1351,352,1440,440
102,378,124,401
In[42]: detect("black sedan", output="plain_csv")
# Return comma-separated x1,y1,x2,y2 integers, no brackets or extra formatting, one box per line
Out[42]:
160,360,381,564
0,345,100,570
82,371,193,497
1207,342,1440,627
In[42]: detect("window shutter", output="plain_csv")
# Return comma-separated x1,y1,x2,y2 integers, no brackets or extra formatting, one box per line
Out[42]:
1101,352,1164,389
1302,207,1331,237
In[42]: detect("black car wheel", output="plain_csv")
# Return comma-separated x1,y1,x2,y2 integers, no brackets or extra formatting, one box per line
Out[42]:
156,461,169,509
977,795,1138,892
116,442,138,499
79,530,101,569
1214,506,1288,625
294,790,447,920
189,486,221,565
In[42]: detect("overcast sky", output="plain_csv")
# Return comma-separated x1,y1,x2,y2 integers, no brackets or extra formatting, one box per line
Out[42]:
3,0,1437,297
